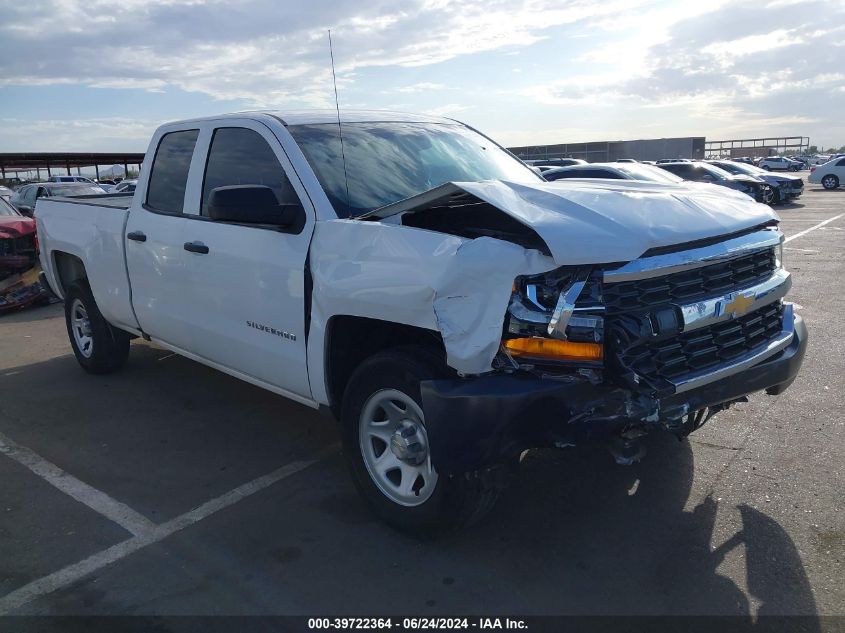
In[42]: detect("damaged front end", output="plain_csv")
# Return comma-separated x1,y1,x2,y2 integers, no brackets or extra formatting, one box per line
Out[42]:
421,228,807,474
325,180,805,474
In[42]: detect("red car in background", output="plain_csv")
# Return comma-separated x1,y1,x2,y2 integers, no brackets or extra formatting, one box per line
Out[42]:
0,196,47,314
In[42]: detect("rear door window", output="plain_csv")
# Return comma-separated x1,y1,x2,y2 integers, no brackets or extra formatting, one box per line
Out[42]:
146,129,199,214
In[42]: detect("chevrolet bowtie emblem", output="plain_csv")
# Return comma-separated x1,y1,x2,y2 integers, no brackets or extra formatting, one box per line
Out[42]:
722,292,755,317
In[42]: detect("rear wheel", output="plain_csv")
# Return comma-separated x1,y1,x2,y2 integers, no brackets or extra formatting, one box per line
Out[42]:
64,280,130,374
341,346,502,538
822,175,839,190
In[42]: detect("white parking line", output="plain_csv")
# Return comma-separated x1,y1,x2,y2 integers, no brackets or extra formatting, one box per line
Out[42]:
0,430,156,537
0,445,336,614
784,213,845,243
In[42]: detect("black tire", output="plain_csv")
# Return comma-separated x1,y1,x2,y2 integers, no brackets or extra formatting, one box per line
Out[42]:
64,280,130,374
762,165,771,170
822,175,839,190
341,346,502,538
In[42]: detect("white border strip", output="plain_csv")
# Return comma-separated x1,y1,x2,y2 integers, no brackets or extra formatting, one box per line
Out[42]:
784,213,844,243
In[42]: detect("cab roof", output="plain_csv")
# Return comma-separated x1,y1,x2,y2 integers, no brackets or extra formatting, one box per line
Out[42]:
165,110,458,127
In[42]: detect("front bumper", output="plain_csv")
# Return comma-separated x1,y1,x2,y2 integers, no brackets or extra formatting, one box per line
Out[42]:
422,313,807,474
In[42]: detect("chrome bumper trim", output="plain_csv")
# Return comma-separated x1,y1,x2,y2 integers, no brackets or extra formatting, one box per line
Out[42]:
671,304,795,395
604,229,782,283
679,269,791,333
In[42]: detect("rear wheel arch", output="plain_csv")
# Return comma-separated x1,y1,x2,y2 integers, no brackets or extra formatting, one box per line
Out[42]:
52,251,88,296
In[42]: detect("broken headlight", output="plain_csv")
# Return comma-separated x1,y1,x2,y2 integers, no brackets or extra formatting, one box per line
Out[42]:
503,267,604,364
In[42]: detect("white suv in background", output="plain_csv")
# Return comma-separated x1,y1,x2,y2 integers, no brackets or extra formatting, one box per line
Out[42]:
758,156,803,171
809,157,845,189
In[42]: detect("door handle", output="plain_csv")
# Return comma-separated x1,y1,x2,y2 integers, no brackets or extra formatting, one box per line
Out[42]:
184,241,209,254
127,231,147,242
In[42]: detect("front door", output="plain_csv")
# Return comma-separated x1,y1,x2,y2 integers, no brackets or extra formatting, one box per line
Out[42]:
178,121,315,400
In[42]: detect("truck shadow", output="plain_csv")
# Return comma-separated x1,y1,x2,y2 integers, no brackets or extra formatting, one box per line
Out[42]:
441,435,820,622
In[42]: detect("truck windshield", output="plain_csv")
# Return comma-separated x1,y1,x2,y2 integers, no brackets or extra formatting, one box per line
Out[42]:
287,122,541,217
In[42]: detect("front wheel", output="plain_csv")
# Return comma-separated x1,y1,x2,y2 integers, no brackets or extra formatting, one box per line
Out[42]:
341,347,501,538
822,175,840,190
64,280,130,374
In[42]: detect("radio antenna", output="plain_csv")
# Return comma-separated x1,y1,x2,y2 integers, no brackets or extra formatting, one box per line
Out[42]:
328,29,351,213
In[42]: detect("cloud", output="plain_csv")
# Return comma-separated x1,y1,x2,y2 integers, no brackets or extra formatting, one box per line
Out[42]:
423,103,472,117
393,82,448,94
0,117,158,152
0,0,650,107
0,0,842,148
518,0,845,141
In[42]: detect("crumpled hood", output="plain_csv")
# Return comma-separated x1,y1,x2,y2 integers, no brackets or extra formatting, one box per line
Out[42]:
0,216,36,238
366,179,778,265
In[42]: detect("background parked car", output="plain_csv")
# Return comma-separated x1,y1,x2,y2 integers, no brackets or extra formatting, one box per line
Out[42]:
10,182,106,216
809,157,845,190
0,186,13,202
113,179,137,193
543,162,685,184
758,156,803,171
707,159,803,204
656,161,775,204
524,158,587,167
46,175,97,184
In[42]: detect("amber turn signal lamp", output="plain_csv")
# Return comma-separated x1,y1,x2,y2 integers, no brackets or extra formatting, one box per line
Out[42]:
503,337,603,361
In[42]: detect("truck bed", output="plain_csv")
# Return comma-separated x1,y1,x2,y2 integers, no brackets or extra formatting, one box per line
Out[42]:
36,194,139,333
51,192,134,210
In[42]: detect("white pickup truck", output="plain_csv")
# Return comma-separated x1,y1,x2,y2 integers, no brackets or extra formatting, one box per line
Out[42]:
36,111,807,536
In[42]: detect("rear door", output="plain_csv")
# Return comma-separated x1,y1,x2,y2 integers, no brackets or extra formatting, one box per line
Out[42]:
125,128,199,349
177,119,315,400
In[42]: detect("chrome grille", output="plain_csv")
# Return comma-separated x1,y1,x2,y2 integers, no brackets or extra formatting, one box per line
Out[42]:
613,302,785,392
600,247,776,314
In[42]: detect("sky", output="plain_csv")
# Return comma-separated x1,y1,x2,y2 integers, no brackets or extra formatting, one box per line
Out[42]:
0,0,843,153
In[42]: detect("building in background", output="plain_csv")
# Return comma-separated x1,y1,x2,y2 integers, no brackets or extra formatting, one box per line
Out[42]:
509,137,706,163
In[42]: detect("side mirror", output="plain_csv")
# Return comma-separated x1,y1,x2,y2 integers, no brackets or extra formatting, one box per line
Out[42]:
207,185,305,232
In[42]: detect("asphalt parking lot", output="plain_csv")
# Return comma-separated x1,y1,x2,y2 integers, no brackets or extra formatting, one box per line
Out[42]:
0,178,843,620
